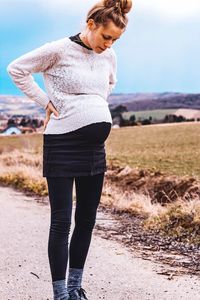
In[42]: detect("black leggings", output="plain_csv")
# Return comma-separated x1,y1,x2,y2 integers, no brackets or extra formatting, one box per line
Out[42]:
46,173,104,282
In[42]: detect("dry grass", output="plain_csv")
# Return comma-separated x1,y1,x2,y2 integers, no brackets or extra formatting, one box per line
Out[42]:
102,182,164,218
144,199,200,244
102,181,200,245
0,148,47,196
0,133,42,154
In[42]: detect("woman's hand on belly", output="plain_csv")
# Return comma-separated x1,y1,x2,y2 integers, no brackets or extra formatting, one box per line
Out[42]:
43,101,59,131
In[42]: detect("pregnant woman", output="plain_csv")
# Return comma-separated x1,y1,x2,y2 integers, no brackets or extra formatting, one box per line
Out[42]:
7,1,132,299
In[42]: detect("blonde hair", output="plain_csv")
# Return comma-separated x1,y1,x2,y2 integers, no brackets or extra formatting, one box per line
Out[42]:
86,0,133,29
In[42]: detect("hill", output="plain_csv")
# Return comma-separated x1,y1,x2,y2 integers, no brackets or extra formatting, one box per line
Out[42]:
108,92,200,111
1,92,200,117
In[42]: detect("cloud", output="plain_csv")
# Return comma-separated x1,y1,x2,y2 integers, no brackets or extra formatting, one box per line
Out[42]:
137,0,200,20
0,0,98,25
3,0,200,20
39,0,97,15
1,0,97,14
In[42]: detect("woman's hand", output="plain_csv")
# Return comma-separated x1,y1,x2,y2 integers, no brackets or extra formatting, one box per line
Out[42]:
43,101,59,131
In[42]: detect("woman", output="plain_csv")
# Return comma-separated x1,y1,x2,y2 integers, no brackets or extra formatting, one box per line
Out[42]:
7,0,132,299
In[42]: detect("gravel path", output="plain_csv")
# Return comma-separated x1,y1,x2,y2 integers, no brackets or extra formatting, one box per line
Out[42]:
0,186,200,300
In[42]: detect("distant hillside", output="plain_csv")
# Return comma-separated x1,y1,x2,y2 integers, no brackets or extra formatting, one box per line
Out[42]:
1,93,200,117
108,92,200,111
0,95,44,117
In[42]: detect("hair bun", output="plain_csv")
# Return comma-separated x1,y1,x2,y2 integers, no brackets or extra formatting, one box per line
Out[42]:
104,0,132,14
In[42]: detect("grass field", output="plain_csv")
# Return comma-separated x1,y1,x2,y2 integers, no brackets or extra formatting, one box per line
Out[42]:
106,122,200,178
1,124,200,243
1,123,200,177
0,133,42,154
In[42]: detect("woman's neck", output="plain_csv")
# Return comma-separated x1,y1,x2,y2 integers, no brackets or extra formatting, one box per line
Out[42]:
79,32,92,50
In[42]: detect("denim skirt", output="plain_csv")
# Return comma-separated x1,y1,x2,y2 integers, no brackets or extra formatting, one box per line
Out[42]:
43,122,111,177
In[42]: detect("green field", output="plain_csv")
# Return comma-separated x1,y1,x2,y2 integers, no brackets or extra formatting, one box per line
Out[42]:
122,109,177,121
1,123,200,178
106,123,200,178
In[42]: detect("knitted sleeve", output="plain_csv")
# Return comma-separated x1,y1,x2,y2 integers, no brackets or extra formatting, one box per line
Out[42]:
108,49,117,97
7,38,65,109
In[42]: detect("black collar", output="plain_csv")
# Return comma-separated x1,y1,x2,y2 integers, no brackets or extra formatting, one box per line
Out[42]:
69,33,93,51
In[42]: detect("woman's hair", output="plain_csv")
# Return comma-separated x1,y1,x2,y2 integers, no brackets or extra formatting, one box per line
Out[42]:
86,0,133,29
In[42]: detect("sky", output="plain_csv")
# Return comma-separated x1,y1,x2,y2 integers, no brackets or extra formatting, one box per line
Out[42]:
1,0,200,95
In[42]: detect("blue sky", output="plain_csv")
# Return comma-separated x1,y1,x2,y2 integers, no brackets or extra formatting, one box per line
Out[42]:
1,0,200,95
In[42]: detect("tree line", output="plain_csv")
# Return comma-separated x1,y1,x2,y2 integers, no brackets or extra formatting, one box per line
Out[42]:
109,105,200,127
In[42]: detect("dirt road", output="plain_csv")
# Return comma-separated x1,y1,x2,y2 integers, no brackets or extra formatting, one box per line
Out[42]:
0,186,200,300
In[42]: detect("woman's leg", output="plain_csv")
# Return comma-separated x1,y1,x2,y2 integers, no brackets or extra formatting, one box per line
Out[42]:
46,177,74,299
67,173,104,294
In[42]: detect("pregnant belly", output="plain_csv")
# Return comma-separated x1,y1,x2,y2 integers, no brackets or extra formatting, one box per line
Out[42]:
76,122,111,144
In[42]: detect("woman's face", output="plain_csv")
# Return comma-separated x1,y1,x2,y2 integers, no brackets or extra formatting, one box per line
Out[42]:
86,20,125,53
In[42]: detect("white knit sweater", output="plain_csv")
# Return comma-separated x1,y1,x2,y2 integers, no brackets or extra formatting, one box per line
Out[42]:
7,37,117,134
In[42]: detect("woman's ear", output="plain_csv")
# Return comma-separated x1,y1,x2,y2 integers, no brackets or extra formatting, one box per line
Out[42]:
87,19,97,31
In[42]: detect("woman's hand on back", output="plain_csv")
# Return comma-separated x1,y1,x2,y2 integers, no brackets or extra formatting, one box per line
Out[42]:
43,101,59,131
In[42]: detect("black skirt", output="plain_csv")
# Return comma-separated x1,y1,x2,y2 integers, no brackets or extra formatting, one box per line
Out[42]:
43,122,111,177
